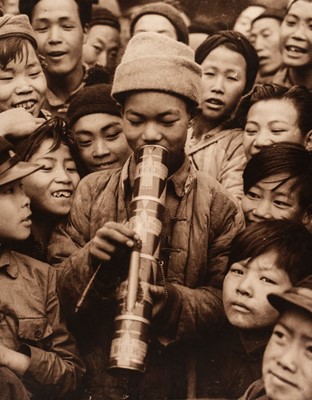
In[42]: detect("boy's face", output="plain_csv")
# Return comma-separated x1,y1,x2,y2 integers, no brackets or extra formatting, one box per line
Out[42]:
233,6,265,38
0,179,32,241
31,0,86,78
280,0,312,68
263,307,312,400
200,45,246,123
133,14,178,41
242,174,305,225
0,41,46,117
72,113,132,173
243,99,303,160
122,91,190,173
249,18,283,77
23,139,80,216
83,25,120,71
223,250,292,329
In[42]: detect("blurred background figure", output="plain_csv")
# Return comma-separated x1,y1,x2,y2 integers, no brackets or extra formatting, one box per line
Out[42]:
130,1,189,44
250,8,284,83
2,0,19,15
188,17,228,51
83,7,121,75
233,3,265,38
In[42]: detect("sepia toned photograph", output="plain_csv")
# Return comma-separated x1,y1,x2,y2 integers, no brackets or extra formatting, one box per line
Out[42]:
0,0,311,399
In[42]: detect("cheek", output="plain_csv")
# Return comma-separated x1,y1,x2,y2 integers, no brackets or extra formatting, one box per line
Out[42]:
241,196,252,214
70,173,80,188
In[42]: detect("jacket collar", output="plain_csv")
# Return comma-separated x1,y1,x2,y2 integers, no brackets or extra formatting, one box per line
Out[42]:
0,247,18,278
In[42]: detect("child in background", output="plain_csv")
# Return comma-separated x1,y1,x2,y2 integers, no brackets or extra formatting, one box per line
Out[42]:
13,117,81,261
0,14,47,139
196,219,312,399
233,4,265,39
242,142,312,226
274,0,312,88
67,67,132,174
240,275,312,400
241,84,312,160
186,31,259,199
0,136,85,399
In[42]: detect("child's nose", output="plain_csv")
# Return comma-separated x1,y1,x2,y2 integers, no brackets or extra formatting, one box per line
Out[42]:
142,123,162,143
252,199,273,220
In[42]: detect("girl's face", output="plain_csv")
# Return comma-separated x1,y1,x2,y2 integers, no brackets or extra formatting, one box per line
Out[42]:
23,139,80,216
200,45,247,123
72,113,132,173
243,99,303,160
0,41,47,117
280,0,312,68
242,173,305,225
223,250,292,329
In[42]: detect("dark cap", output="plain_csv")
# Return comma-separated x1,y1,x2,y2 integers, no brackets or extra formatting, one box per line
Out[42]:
89,7,121,31
130,2,189,44
268,275,312,316
0,137,42,186
252,8,285,26
0,14,37,48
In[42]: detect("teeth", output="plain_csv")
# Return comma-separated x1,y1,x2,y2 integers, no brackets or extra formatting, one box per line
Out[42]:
52,191,71,198
15,101,35,110
287,46,306,53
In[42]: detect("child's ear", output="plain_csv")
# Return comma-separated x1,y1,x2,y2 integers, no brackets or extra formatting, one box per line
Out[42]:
302,206,312,228
304,130,312,151
82,24,89,45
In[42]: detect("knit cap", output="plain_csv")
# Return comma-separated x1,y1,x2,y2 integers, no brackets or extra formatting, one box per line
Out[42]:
0,14,37,48
67,81,121,127
112,32,202,106
89,7,120,31
130,2,189,44
252,7,285,25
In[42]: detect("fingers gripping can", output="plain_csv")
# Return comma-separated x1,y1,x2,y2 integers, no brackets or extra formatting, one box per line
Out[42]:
108,145,169,374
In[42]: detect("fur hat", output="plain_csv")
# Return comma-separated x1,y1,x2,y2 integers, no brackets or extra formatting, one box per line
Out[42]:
0,14,37,48
112,32,202,106
130,2,189,44
0,137,41,186
89,7,121,31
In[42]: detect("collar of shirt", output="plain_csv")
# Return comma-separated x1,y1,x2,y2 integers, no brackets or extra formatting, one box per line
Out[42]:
0,248,18,279
122,152,192,199
45,63,88,109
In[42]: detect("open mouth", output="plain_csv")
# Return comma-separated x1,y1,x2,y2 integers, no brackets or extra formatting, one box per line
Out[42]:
52,190,72,199
14,100,37,111
21,214,32,225
94,160,118,169
285,45,307,54
48,51,67,58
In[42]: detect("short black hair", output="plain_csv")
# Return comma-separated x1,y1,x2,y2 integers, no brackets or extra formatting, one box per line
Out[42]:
243,142,312,214
20,0,92,27
228,219,312,284
0,37,36,69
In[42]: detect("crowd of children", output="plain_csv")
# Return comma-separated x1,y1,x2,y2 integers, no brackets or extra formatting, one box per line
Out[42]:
0,1,311,399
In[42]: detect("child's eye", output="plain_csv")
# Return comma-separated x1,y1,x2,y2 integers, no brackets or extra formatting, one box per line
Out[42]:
245,129,257,135
272,328,287,344
260,276,277,285
306,345,312,359
77,140,92,147
29,71,41,78
128,120,142,127
271,129,286,134
92,45,103,54
246,190,260,200
41,165,53,171
273,200,291,208
106,132,121,141
230,267,244,276
161,119,178,127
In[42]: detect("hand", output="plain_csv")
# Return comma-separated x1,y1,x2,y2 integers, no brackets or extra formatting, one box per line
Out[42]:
90,221,140,262
0,108,46,139
149,284,167,318
0,343,30,376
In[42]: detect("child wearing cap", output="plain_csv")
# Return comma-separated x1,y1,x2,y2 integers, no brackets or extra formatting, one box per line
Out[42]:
0,136,85,399
82,7,121,74
273,0,312,88
196,219,312,398
0,13,47,140
186,31,259,200
130,1,189,44
240,274,312,400
67,67,132,174
48,32,244,399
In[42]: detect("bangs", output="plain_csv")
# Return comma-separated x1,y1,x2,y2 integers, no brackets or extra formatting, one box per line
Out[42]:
0,37,33,69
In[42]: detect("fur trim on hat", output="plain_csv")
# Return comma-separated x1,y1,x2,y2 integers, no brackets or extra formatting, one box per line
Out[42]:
89,7,120,31
112,32,201,106
130,2,189,44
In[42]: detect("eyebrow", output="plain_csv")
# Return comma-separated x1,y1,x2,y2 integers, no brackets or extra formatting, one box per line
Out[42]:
36,156,74,162
33,16,75,23
76,122,121,136
125,110,180,117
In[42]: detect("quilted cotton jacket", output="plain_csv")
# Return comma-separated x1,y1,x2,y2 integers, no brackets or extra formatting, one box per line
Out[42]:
48,156,244,399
